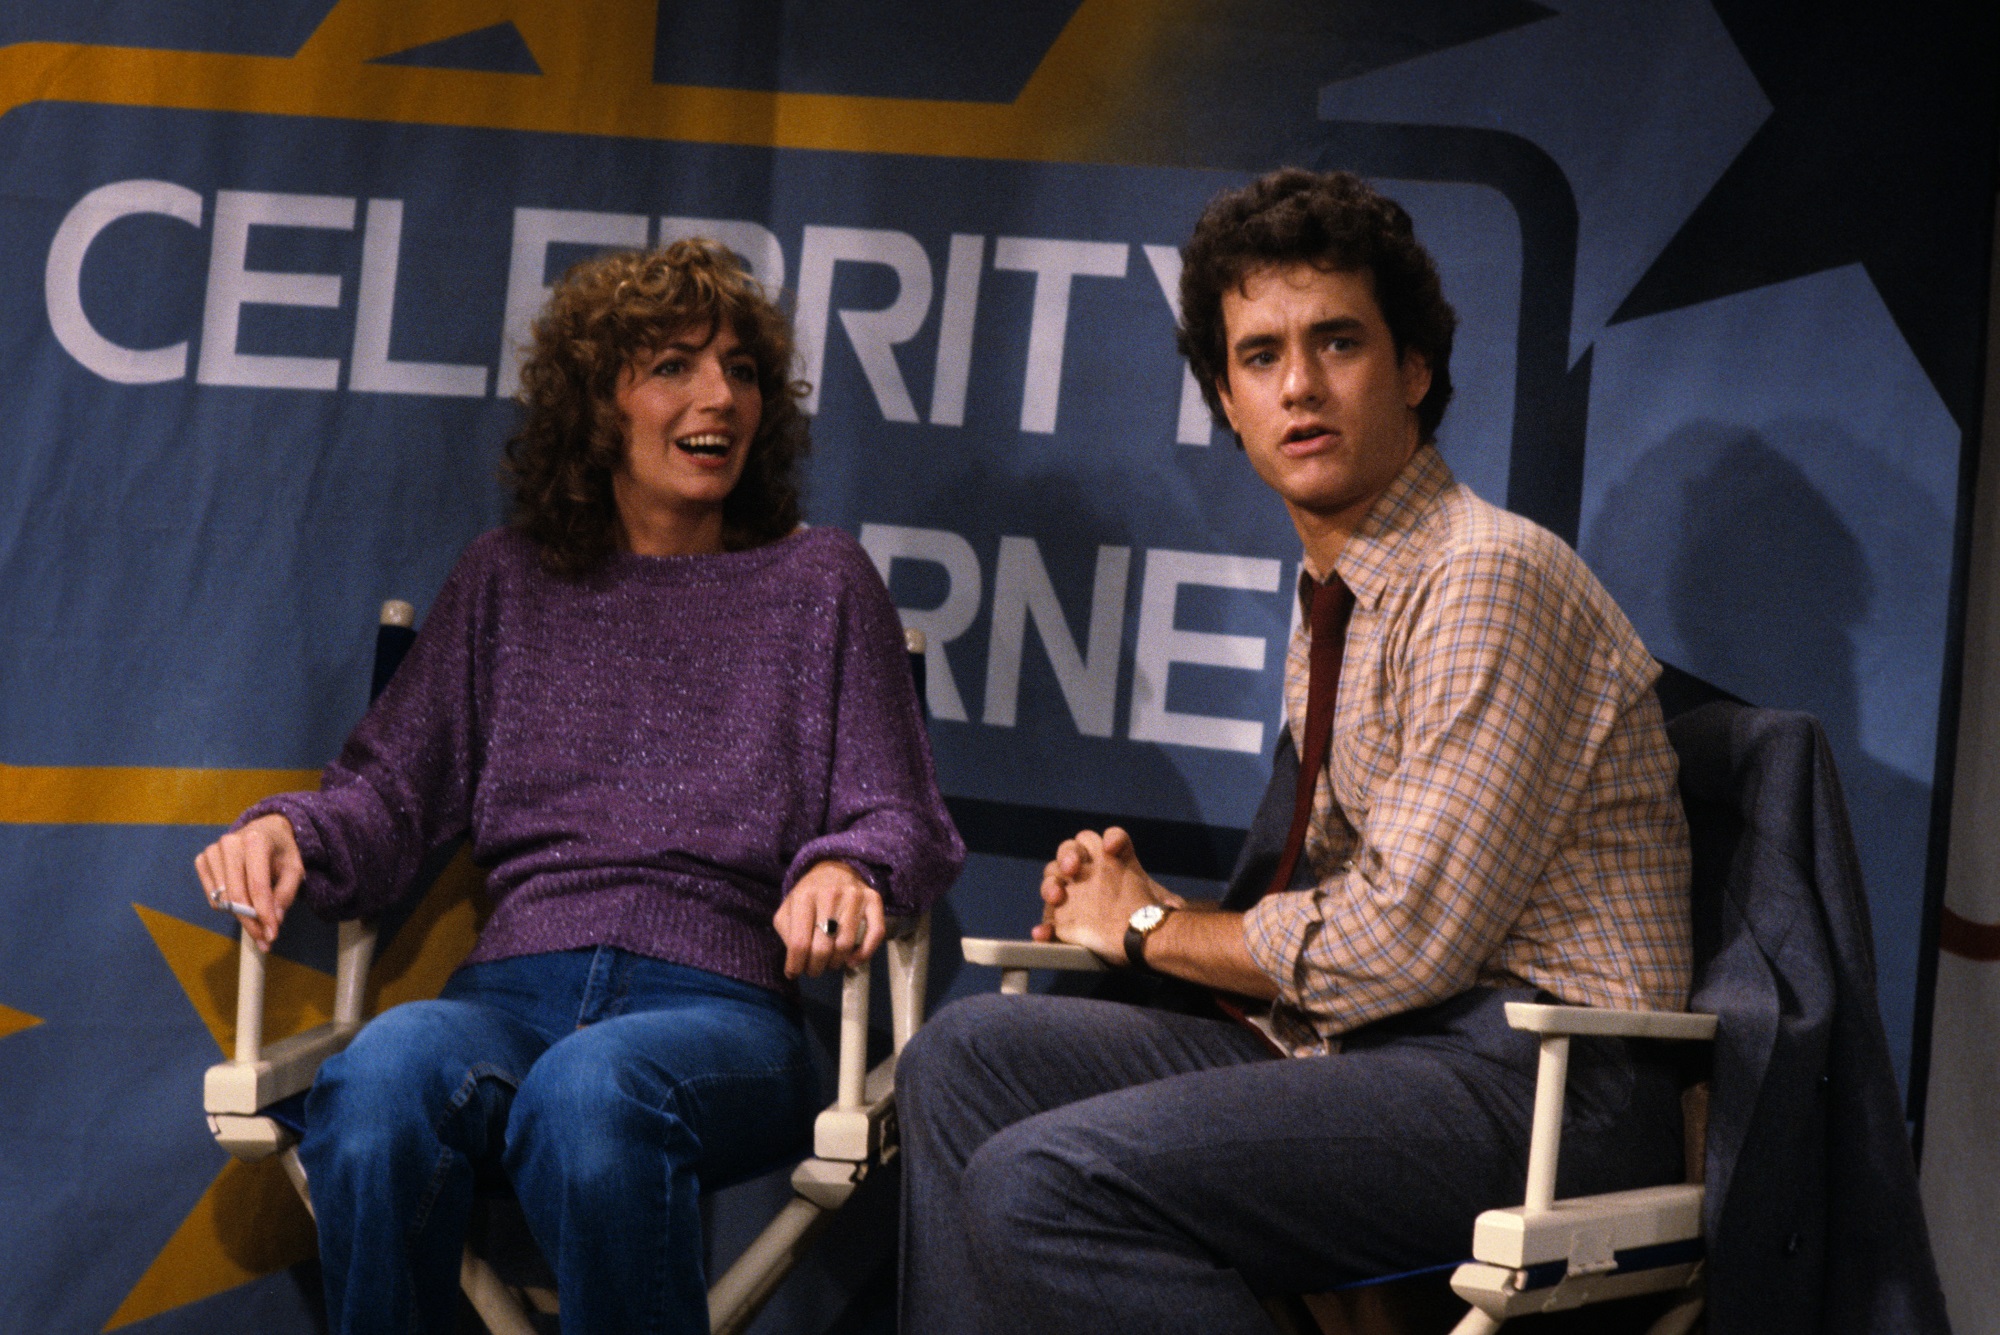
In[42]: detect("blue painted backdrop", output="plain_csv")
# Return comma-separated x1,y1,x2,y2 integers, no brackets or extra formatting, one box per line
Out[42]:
1,2,1993,1331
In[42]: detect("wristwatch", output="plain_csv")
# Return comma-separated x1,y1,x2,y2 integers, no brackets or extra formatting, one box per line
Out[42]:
1124,903,1173,969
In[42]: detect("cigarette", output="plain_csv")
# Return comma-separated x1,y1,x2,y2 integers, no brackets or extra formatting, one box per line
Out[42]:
225,900,259,921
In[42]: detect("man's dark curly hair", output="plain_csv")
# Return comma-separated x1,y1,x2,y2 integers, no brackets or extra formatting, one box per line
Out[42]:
1178,168,1457,445
504,239,810,579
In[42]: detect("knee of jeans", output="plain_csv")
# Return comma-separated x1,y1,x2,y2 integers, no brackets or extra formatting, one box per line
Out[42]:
960,1121,1084,1248
900,994,1018,1113
507,1040,683,1180
305,1006,471,1166
315,1003,475,1114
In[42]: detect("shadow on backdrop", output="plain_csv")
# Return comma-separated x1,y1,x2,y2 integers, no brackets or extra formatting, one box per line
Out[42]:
1584,422,1936,1089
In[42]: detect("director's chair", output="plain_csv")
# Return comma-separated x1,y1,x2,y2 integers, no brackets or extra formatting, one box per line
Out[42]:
956,708,1770,1334
202,600,935,1334
961,938,1714,1335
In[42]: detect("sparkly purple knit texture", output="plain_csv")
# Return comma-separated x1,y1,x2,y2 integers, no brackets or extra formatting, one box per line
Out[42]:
246,526,964,994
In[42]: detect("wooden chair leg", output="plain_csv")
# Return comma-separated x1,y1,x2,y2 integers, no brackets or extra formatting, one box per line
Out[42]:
1644,1283,1704,1335
459,1248,540,1335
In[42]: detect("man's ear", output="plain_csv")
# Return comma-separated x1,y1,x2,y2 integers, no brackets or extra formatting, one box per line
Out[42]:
1214,373,1239,435
1400,350,1432,408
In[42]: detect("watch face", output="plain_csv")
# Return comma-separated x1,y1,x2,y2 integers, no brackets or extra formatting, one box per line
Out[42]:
1130,904,1166,933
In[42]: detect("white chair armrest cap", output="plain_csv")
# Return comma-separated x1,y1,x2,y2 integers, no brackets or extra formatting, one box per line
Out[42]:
1503,1002,1716,1041
960,938,1106,972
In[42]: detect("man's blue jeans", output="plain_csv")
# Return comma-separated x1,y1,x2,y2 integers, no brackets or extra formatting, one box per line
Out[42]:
298,946,818,1335
898,987,1685,1335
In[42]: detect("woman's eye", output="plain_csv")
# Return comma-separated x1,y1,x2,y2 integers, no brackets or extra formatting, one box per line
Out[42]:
728,362,758,383
653,358,687,377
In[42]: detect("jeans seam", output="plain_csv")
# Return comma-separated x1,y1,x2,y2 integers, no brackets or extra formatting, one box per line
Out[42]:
407,1065,512,1247
655,1057,815,1117
340,951,812,1331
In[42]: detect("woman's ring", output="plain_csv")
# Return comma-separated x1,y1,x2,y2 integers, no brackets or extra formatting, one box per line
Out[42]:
822,917,840,937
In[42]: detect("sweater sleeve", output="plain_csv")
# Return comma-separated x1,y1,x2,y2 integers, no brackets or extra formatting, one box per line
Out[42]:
783,540,965,917
236,541,488,921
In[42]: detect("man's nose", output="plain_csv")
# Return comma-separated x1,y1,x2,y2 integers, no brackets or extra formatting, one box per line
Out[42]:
1280,348,1324,408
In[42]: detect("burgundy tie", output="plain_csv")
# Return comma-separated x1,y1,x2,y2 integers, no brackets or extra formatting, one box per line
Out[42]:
1266,571,1355,899
1208,572,1355,1052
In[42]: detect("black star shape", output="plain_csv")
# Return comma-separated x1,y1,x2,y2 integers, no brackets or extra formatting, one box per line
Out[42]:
1612,1,2000,432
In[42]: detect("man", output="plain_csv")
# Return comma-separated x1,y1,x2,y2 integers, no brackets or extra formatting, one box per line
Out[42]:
897,169,1693,1334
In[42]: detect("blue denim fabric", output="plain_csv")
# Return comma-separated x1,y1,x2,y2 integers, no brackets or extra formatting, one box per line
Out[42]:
299,947,818,1335
898,988,1684,1335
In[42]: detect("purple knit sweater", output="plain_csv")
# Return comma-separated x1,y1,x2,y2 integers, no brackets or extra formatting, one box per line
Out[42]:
245,526,964,994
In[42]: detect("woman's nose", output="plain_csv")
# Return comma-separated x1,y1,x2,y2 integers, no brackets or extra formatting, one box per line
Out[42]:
692,357,733,407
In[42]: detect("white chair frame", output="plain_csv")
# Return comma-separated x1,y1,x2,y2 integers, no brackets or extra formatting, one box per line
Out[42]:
202,613,937,1335
959,938,1715,1335
207,911,930,1335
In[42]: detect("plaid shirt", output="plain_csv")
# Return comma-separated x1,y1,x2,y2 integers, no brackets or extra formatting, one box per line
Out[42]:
1243,446,1692,1054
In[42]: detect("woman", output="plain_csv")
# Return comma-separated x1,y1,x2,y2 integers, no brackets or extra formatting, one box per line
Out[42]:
193,239,963,1334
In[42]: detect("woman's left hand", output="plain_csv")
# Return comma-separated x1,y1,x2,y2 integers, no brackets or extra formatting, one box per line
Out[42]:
774,860,886,979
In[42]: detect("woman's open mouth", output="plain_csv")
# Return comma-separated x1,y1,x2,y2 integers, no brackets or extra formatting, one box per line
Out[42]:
677,433,731,458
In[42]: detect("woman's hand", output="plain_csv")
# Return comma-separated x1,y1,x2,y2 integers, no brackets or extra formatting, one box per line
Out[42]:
193,813,303,952
774,860,886,979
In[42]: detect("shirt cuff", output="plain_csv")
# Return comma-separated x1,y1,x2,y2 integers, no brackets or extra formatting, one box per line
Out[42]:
1242,888,1320,1004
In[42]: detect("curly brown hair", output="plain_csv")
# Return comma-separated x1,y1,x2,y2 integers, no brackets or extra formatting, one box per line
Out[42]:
504,239,811,579
1178,168,1457,445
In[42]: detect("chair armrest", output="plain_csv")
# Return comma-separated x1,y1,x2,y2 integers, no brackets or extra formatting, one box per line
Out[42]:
815,911,929,1163
885,911,929,1054
204,915,378,1117
1470,1183,1704,1269
960,938,1106,971
204,1020,362,1113
1503,1002,1716,1042
228,917,379,1064
1505,1003,1715,1217
961,937,1108,996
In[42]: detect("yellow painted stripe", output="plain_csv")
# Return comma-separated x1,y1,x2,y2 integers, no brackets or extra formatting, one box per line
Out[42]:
0,764,318,826
0,0,1175,164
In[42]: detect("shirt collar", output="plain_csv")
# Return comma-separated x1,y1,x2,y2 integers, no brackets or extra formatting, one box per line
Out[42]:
1320,444,1454,611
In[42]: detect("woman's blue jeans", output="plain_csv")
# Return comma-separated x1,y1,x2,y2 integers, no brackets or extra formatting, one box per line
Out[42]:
297,946,818,1335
